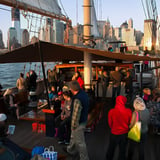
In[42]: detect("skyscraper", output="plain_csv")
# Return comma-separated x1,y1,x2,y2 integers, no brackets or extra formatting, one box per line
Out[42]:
0,30,4,49
11,8,21,43
7,27,17,50
22,29,29,46
144,19,156,50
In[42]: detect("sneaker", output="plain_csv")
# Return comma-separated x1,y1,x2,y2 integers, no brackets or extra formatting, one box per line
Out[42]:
58,140,65,144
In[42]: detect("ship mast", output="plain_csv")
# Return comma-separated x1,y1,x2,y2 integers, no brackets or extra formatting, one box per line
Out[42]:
83,0,92,90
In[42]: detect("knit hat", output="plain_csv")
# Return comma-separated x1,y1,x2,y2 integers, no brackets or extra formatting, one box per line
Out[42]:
133,97,146,111
0,113,7,121
69,80,80,91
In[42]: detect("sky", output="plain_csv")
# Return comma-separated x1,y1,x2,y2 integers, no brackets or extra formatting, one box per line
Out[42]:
0,0,160,47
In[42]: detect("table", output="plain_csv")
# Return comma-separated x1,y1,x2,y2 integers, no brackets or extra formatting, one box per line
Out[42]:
19,109,56,137
19,110,45,122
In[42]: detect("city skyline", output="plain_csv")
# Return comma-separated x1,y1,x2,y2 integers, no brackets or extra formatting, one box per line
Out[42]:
0,0,160,47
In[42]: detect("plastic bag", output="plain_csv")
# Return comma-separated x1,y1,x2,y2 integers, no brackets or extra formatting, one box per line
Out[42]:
41,146,57,160
128,121,141,142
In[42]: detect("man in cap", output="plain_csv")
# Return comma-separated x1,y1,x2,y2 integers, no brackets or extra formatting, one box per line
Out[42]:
66,80,89,160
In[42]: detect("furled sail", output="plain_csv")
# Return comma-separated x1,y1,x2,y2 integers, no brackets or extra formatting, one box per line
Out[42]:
91,0,100,39
14,0,62,15
0,0,63,18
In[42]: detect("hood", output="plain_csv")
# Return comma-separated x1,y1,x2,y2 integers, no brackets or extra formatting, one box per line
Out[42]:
133,97,146,111
115,95,127,109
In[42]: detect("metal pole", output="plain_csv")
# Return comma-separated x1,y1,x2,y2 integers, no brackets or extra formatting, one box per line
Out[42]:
38,41,50,109
140,70,143,97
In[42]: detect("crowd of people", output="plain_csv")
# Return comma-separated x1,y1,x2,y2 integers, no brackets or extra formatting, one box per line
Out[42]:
0,64,159,160
44,67,154,160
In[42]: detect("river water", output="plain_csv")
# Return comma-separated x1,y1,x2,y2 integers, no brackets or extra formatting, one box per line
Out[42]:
0,62,55,90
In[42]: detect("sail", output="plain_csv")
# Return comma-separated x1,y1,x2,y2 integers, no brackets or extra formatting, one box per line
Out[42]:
16,0,62,15
91,0,100,39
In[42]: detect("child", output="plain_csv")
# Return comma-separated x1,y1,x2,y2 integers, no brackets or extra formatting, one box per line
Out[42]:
48,86,58,105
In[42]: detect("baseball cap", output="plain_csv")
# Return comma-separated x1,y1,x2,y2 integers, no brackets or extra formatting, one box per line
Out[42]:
0,113,7,121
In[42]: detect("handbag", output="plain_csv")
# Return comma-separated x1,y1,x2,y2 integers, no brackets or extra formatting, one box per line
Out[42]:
128,111,141,142
41,146,57,160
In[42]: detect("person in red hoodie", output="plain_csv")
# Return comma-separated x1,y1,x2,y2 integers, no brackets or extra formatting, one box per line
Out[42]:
72,71,84,89
106,95,132,160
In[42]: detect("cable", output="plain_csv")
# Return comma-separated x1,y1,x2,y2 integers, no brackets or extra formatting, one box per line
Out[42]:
76,0,78,25
59,0,69,18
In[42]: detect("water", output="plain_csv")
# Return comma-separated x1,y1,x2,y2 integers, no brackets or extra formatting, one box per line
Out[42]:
0,62,56,90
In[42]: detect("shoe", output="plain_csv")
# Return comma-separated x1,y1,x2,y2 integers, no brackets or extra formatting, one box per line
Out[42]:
58,140,65,144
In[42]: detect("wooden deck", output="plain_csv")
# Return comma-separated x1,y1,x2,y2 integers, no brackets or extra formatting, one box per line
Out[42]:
6,98,160,160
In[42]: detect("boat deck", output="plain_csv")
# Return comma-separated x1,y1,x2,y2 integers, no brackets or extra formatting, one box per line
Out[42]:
6,98,160,160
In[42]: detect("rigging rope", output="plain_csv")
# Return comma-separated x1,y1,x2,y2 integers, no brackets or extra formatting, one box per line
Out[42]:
141,0,152,40
76,0,78,25
59,0,69,18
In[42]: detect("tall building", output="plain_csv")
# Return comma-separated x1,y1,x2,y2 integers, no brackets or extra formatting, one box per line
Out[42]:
102,19,111,41
114,27,121,41
97,21,106,37
128,18,133,29
7,27,17,50
39,27,46,41
120,20,143,50
121,27,136,46
144,19,156,50
11,8,21,43
53,19,64,44
71,24,83,45
22,29,29,46
0,30,4,49
45,18,54,42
